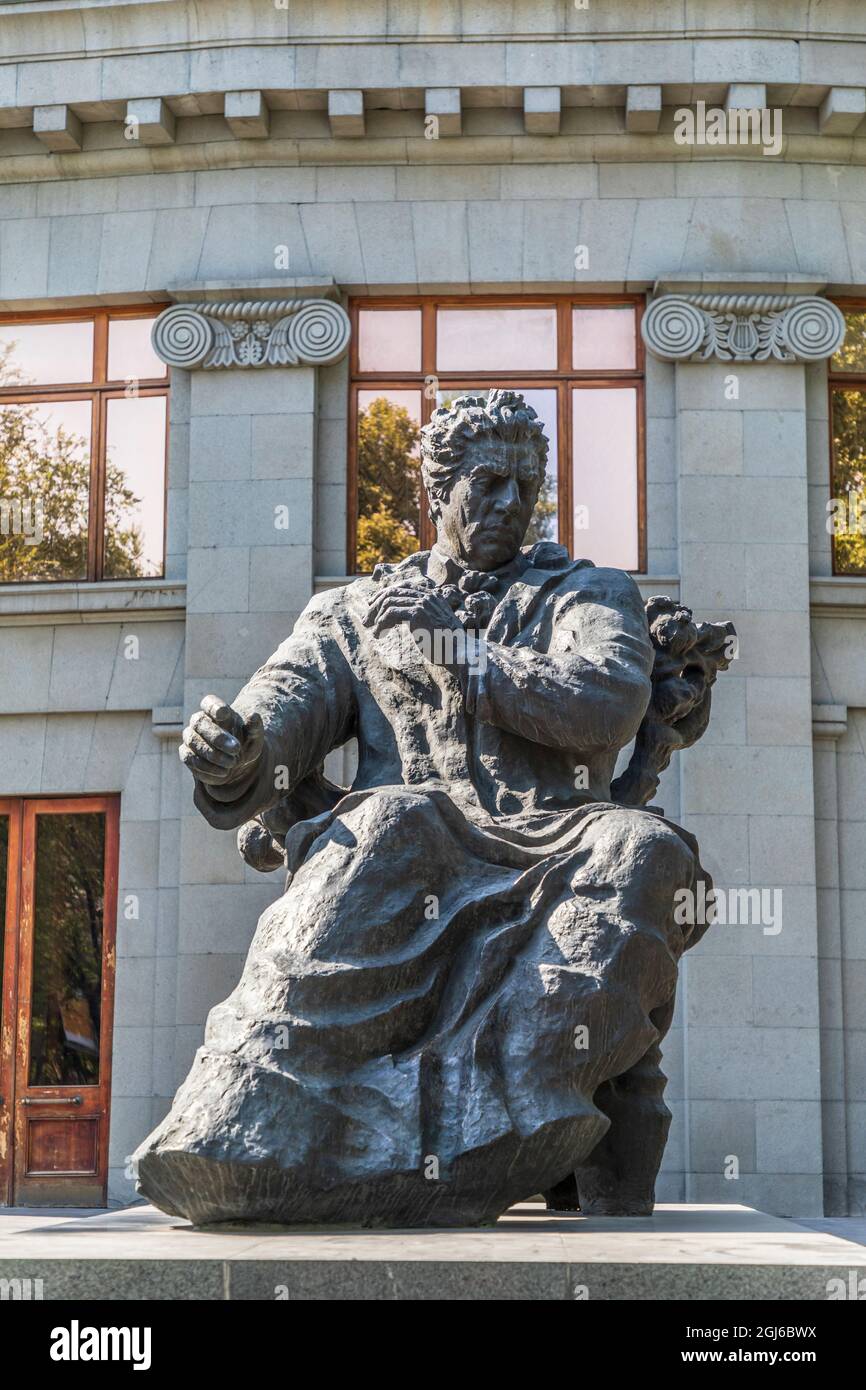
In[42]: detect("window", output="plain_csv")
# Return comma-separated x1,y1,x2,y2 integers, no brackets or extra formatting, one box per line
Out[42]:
829,306,866,576
0,308,168,584
349,297,645,574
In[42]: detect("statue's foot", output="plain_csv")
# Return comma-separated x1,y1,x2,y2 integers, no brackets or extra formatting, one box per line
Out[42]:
543,1172,580,1213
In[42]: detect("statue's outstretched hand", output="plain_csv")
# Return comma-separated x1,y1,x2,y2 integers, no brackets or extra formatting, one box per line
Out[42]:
179,695,264,786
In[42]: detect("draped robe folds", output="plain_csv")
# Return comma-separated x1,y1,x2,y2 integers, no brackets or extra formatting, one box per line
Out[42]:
134,543,708,1227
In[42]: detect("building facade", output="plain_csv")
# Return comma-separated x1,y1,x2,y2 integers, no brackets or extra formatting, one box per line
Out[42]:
0,0,864,1218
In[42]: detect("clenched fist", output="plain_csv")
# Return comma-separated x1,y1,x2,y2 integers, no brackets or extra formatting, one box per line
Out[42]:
179,694,264,787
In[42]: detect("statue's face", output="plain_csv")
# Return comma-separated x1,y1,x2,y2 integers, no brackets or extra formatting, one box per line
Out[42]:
434,436,543,571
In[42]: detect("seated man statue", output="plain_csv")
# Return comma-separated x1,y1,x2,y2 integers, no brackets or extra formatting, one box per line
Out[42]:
134,389,733,1228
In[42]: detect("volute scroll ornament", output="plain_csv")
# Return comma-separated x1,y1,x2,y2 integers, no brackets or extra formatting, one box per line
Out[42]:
151,298,351,370
642,292,845,364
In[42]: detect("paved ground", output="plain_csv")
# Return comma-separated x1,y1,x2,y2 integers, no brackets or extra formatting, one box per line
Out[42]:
1,1203,865,1299
795,1217,866,1248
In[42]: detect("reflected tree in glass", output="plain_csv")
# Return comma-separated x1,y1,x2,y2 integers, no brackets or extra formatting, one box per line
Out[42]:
831,312,866,374
831,388,866,574
829,316,866,574
0,343,149,581
522,476,558,545
29,813,106,1088
356,394,421,570
0,816,6,1046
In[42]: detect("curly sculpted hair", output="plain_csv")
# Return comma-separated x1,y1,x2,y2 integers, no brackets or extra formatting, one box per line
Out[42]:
419,389,550,504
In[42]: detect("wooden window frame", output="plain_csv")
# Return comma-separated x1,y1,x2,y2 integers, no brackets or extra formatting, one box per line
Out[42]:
828,298,866,577
0,304,170,585
347,294,646,575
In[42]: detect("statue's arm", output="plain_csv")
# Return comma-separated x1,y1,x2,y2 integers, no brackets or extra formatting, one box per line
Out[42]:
466,569,653,753
192,613,356,831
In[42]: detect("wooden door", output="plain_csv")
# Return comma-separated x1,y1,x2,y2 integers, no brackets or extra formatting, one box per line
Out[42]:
0,796,118,1206
0,801,21,1205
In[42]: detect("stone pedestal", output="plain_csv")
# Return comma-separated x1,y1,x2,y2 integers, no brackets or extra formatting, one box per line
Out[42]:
1,1203,863,1300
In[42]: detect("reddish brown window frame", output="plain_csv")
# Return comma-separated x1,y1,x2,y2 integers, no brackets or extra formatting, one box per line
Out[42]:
347,293,647,576
828,298,866,576
0,304,170,584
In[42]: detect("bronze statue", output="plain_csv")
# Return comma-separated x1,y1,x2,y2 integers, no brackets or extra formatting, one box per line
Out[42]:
134,390,734,1227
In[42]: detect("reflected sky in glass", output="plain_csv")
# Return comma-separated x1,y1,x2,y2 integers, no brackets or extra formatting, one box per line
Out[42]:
108,318,166,382
103,395,166,578
437,308,557,371
358,310,422,373
572,308,636,370
0,321,93,387
572,387,638,570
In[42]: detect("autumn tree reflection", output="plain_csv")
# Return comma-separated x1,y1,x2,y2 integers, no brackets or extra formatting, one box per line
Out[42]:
29,813,106,1088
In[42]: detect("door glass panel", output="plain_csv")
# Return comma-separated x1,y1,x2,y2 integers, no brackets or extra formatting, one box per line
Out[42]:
0,321,94,387
102,394,167,579
572,386,639,570
0,815,7,1041
29,812,106,1087
356,389,422,571
0,399,92,582
436,386,559,545
107,317,166,383
436,308,557,371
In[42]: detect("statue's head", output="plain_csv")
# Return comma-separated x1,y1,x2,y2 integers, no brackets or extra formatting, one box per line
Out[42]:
420,390,549,571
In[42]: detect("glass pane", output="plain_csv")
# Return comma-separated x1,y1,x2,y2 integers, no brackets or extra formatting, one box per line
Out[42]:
572,307,636,370
436,308,557,371
356,389,422,571
831,388,866,575
572,387,639,570
357,310,422,372
103,395,167,579
0,399,91,582
108,317,166,382
29,811,106,1087
436,387,559,545
0,321,93,387
832,311,866,373
0,816,7,1046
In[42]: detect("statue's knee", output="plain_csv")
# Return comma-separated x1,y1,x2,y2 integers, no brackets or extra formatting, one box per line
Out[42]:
599,808,696,894
346,787,438,849
641,819,696,889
